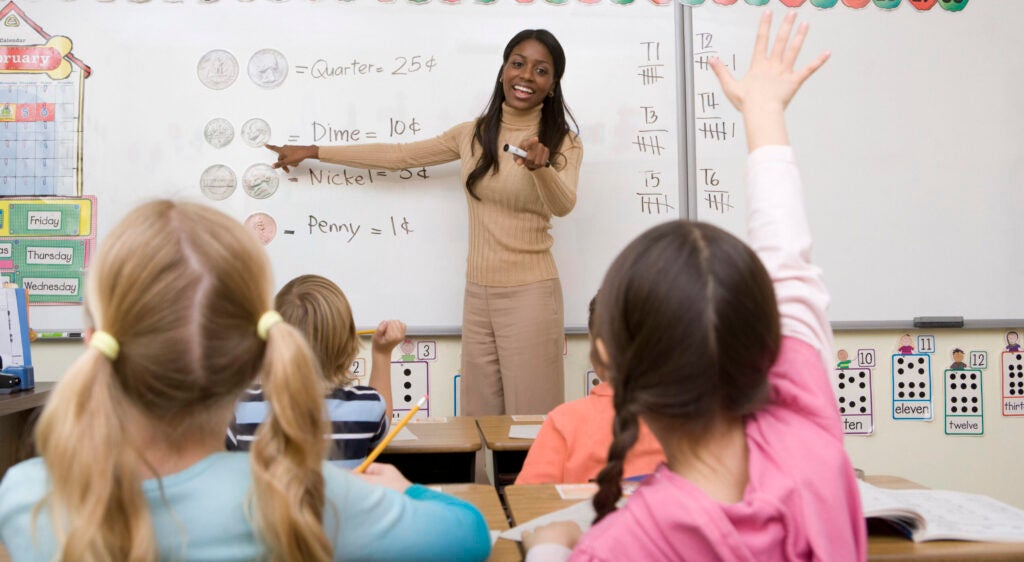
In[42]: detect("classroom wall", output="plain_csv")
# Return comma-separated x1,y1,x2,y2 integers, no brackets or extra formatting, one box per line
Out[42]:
30,326,1024,509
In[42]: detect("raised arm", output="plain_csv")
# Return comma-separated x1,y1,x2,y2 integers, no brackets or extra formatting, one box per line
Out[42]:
369,319,406,421
267,123,467,173
710,11,832,355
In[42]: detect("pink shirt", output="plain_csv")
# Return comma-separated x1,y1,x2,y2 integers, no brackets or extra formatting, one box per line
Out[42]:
515,384,665,485
537,146,865,562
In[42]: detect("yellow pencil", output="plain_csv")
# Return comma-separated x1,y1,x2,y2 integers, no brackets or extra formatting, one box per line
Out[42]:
354,395,427,473
357,329,375,336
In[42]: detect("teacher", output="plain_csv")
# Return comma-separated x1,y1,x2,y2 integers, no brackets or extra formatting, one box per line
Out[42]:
268,29,583,418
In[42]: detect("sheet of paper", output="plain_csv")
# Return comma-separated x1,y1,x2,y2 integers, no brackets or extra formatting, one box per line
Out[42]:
508,424,542,439
500,500,596,542
512,414,546,422
556,483,598,500
490,530,501,545
390,427,418,441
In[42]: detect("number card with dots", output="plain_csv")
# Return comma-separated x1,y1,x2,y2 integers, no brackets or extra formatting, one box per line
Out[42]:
891,354,933,420
390,361,429,420
834,367,873,435
1001,352,1024,416
943,369,983,435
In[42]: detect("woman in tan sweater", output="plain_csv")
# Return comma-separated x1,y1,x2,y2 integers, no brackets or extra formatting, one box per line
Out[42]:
268,29,583,422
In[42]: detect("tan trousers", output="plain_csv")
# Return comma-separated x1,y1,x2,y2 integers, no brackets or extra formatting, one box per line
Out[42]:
461,279,565,416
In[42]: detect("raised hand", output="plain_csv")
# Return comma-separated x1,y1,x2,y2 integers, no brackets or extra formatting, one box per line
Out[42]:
709,11,829,151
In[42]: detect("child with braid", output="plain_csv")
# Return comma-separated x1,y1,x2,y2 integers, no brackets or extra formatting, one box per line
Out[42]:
0,200,490,562
523,12,865,561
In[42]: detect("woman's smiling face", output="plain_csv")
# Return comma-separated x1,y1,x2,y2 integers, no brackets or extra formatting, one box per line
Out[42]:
501,38,555,111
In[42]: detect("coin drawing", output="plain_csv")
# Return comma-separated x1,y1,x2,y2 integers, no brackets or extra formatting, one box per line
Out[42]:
197,49,239,90
240,117,271,148
200,164,237,201
245,212,278,246
248,49,288,89
204,118,234,148
243,163,279,200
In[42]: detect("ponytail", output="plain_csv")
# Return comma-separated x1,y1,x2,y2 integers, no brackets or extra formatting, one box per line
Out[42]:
249,322,332,562
592,405,639,524
34,348,157,561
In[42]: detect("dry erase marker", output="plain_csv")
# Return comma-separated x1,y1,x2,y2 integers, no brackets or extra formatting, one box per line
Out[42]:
354,395,427,473
502,144,550,167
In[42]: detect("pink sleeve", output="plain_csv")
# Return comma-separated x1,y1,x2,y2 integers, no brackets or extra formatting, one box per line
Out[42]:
746,146,832,365
515,417,568,485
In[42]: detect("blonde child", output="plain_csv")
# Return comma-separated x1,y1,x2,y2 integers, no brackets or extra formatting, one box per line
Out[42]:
228,274,406,470
524,13,865,561
0,200,490,561
515,296,664,484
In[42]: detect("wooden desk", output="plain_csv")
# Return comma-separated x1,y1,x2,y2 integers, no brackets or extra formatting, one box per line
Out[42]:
377,416,481,483
503,478,1024,562
438,484,518,562
0,382,54,479
475,415,541,486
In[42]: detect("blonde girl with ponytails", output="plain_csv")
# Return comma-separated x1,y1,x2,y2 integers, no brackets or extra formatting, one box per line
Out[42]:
0,200,490,562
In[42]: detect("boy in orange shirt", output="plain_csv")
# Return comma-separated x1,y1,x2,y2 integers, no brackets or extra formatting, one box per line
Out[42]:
515,296,665,484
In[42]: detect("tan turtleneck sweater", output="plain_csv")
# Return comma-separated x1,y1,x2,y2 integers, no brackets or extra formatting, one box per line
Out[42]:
318,103,583,287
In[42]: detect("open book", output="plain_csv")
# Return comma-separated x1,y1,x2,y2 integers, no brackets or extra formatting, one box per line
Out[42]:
859,480,1024,543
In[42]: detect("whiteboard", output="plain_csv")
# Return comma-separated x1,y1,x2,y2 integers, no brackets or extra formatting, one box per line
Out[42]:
12,0,684,333
688,1,1024,328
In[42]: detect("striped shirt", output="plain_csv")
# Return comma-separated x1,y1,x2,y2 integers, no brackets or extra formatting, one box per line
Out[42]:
227,385,390,470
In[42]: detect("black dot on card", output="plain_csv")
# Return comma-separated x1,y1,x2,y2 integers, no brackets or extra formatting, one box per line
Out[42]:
918,358,926,365
403,368,412,376
898,368,906,375
961,383,967,390
859,372,867,379
972,397,979,403
839,382,846,389
959,373,967,380
838,374,846,382
403,382,412,389
920,382,927,390
1017,354,1023,361
848,400,857,408
898,382,906,388
860,406,867,413
404,395,412,402
971,383,977,390
951,397,958,403
908,382,915,388
898,392,906,398
949,373,956,380
897,358,905,365
950,383,957,389
951,406,958,413
918,368,926,375
972,406,979,413
840,406,847,413
859,382,866,389
970,373,977,380
860,396,867,402
908,392,917,398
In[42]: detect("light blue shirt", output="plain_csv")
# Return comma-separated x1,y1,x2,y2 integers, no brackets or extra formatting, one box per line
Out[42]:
0,453,490,562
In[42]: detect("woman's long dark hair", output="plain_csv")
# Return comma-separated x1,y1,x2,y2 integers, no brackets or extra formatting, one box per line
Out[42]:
590,221,782,523
466,29,578,200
